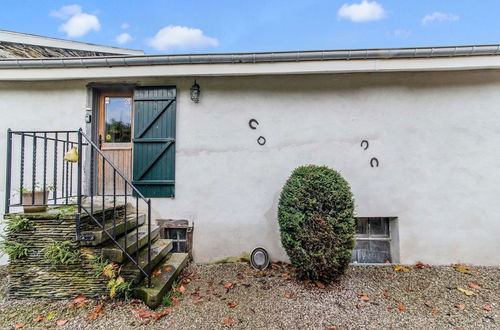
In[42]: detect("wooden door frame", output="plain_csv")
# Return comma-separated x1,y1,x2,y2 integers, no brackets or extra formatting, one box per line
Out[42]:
97,90,135,194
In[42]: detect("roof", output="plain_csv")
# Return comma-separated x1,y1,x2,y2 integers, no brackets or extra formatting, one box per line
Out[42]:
0,44,499,68
1,44,500,81
0,30,144,57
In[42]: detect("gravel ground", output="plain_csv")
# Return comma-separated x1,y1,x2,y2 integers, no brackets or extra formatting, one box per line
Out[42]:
0,262,498,329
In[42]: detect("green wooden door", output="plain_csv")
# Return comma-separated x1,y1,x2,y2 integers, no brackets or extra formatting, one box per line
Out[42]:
132,87,176,197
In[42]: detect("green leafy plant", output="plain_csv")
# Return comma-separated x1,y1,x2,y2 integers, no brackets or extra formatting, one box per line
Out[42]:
42,240,82,268
278,165,355,282
18,183,55,193
99,261,134,300
57,205,76,216
90,256,110,277
5,215,32,233
0,239,30,260
161,290,181,307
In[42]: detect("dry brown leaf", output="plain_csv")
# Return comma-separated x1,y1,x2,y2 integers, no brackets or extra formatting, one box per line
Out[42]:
271,264,279,270
165,266,172,271
397,305,406,311
151,311,169,320
132,307,152,319
129,299,141,306
483,305,492,311
87,303,105,321
360,296,370,301
180,277,191,284
193,301,204,306
468,282,481,290
424,301,433,307
191,294,201,301
281,273,292,280
224,282,235,289
454,304,465,311
387,306,393,310
152,269,162,277
68,302,75,309
236,274,244,280
383,292,390,297
227,302,237,308
394,265,410,272
431,307,439,314
413,261,431,269
34,315,44,323
457,287,476,296
14,323,26,329
284,291,293,298
315,281,326,289
356,291,365,296
56,320,68,327
73,295,87,304
243,269,254,275
223,316,234,326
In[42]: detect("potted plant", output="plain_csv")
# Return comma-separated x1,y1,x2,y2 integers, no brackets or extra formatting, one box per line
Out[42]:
20,184,54,213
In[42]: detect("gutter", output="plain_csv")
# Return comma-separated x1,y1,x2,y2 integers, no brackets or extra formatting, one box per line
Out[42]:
1,44,500,69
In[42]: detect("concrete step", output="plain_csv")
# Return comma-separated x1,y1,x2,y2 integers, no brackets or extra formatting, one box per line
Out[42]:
121,239,173,283
79,213,145,246
101,225,160,263
133,253,189,308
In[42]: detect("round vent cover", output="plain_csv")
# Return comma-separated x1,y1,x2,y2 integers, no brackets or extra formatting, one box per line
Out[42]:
250,247,270,270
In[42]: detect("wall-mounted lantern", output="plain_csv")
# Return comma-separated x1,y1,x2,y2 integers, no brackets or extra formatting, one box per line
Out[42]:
190,80,200,103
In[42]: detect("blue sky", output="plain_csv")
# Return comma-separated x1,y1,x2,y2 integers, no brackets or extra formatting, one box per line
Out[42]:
1,1,499,54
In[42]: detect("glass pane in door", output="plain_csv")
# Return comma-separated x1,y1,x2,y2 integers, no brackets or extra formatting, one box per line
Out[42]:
104,97,132,143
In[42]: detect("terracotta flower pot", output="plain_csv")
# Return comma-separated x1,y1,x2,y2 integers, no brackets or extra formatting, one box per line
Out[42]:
22,191,50,213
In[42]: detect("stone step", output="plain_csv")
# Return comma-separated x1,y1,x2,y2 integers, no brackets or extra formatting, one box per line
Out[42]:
79,213,145,246
101,225,160,263
121,239,173,284
133,253,189,308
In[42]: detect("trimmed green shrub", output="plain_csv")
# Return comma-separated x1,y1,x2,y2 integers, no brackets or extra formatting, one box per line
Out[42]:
278,165,355,282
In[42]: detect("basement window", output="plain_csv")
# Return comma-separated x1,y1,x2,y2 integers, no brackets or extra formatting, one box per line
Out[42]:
351,217,396,264
156,219,193,254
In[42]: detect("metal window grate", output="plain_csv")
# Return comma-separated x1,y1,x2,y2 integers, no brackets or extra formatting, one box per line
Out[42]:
165,228,188,253
352,217,392,264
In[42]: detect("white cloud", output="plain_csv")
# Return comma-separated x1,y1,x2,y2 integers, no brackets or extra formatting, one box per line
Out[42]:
50,4,82,19
338,0,386,22
51,5,101,38
115,32,133,45
121,23,130,30
422,12,459,25
146,25,219,51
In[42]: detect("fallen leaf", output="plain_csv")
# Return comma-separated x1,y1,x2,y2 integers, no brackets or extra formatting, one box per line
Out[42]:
383,292,390,298
284,291,293,298
468,282,481,290
398,305,406,311
56,320,68,327
34,315,44,322
129,299,142,306
271,264,279,270
152,269,162,277
14,323,26,329
483,305,492,311
227,302,237,308
73,295,87,304
394,265,410,272
457,287,476,296
360,296,370,301
165,266,172,271
356,291,365,296
413,261,431,269
431,307,439,314
87,302,105,321
387,306,393,310
132,307,152,319
243,269,254,274
171,296,181,306
46,312,56,321
191,294,201,301
236,274,244,280
281,273,292,280
223,316,234,326
68,302,75,309
193,301,204,306
315,281,326,289
151,311,169,320
452,264,471,274
180,277,191,284
424,301,433,307
223,282,234,289
455,304,465,310
175,285,186,294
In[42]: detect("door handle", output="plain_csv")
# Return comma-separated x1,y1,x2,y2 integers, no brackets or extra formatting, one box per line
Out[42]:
99,134,103,149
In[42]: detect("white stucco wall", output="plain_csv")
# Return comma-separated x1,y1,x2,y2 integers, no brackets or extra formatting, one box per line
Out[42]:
1,70,500,266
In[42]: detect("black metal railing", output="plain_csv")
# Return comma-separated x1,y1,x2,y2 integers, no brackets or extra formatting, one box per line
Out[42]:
4,128,153,286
